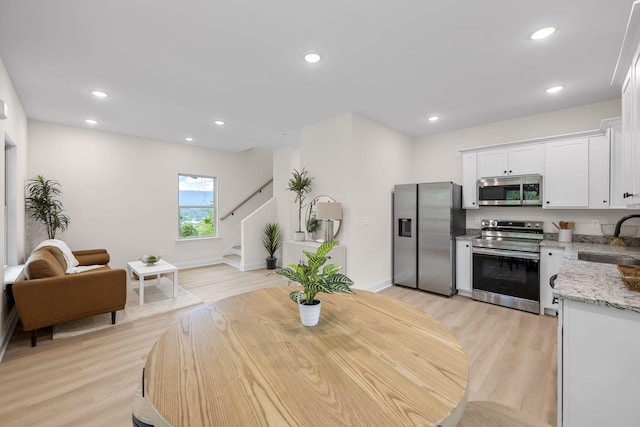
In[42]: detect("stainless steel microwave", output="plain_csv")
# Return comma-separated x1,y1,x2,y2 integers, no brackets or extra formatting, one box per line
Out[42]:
477,175,542,206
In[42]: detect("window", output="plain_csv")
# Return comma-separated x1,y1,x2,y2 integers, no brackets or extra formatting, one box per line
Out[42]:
178,174,216,239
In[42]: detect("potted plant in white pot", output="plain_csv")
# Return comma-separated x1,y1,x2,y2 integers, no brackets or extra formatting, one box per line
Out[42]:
276,240,354,326
287,168,313,241
262,222,281,270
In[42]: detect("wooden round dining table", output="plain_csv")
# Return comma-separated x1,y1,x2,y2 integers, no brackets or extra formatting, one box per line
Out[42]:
143,287,469,426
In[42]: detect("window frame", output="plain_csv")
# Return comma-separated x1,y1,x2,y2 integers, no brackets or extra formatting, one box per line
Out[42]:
178,173,217,240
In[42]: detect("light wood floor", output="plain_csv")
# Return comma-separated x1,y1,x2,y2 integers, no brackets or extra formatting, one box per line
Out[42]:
0,265,557,426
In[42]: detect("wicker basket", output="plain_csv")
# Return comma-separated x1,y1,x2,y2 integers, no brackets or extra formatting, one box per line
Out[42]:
617,265,640,291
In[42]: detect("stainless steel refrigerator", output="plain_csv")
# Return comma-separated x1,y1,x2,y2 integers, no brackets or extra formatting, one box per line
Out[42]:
393,182,466,296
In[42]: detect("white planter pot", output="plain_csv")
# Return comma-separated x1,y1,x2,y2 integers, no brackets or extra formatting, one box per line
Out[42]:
293,231,306,241
298,300,322,326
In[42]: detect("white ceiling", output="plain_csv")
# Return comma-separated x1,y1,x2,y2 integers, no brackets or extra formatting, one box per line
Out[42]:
0,0,634,152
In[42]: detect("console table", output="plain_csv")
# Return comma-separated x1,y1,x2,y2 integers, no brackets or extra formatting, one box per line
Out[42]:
142,287,469,426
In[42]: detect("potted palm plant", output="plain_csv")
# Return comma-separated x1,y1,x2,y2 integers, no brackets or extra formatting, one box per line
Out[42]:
276,240,354,326
287,168,313,241
262,222,282,270
25,175,71,239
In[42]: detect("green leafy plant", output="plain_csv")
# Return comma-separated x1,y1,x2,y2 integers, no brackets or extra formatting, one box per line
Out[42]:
287,168,313,232
25,175,70,239
262,222,282,259
276,240,354,305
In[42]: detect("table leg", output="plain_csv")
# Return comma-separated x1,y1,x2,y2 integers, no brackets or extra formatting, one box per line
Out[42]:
126,265,131,289
140,274,145,306
173,270,178,298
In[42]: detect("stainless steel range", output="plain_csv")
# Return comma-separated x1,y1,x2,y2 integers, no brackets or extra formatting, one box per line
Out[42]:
471,219,543,314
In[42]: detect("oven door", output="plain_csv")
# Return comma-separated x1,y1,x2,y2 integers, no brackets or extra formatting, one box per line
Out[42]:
472,247,540,314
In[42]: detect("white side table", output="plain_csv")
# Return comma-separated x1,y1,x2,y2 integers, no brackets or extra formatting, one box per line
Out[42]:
126,259,178,306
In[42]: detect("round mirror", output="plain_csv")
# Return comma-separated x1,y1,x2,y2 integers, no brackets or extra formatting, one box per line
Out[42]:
305,195,342,242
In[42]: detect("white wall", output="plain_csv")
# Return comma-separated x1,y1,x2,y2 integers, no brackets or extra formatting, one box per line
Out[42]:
412,99,640,233
26,120,273,269
0,55,28,358
273,146,301,242
300,113,413,290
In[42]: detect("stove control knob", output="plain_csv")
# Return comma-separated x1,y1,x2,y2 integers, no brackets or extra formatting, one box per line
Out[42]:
535,223,541,228
526,222,532,227
490,220,497,227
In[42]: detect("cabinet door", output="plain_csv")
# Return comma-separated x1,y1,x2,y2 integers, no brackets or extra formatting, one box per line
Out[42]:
455,240,472,296
462,153,478,209
477,149,508,178
540,247,564,315
562,300,640,426
622,70,636,205
508,144,544,175
609,121,627,208
544,138,589,208
633,52,640,205
588,135,610,208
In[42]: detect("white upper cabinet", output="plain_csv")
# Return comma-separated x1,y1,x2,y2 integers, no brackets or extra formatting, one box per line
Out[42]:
477,144,544,178
589,135,610,209
612,0,640,207
460,131,611,210
632,50,640,206
543,138,589,208
507,144,545,175
608,118,626,208
462,152,478,209
622,70,638,205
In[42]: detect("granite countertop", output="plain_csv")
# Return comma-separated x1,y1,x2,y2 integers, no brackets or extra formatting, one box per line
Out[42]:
543,240,640,313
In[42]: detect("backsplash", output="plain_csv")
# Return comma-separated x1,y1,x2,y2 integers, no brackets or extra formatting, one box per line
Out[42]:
464,228,640,247
552,233,640,247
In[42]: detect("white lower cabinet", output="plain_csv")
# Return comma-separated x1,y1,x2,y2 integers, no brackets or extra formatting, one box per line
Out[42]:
455,239,473,297
558,299,640,426
539,247,563,315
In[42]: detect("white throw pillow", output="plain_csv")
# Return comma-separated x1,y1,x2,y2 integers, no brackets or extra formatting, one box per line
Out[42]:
33,239,80,273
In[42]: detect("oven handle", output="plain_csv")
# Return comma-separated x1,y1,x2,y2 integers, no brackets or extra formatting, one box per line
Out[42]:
472,247,540,261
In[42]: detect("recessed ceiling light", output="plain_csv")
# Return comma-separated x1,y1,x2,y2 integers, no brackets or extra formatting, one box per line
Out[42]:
545,85,564,94
185,137,194,142
531,27,556,40
213,120,225,126
304,52,321,64
91,90,109,98
85,119,98,125
427,116,440,122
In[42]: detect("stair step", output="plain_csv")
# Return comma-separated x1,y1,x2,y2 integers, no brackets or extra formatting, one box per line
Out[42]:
225,254,241,261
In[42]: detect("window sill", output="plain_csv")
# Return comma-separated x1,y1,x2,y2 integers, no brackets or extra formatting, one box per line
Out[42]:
175,236,220,243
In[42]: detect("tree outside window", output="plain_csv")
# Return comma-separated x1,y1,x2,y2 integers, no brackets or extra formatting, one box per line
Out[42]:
178,174,216,238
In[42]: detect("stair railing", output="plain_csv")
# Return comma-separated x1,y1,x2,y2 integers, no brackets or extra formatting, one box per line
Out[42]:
220,179,273,221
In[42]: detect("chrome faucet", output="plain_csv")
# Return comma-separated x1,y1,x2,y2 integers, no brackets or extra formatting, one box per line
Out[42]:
614,214,640,237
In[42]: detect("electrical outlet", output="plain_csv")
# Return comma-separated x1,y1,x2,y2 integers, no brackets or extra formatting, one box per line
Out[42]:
363,216,369,226
590,220,599,229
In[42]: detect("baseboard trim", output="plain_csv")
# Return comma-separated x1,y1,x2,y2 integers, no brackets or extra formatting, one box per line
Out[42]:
355,278,392,293
0,306,19,363
174,258,225,270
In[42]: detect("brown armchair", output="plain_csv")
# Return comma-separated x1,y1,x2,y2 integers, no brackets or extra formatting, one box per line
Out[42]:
13,245,127,346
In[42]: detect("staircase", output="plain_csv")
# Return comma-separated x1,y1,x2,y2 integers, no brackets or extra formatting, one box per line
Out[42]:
222,238,242,268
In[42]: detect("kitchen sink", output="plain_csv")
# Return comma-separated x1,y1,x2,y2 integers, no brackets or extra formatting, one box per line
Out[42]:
577,252,640,266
